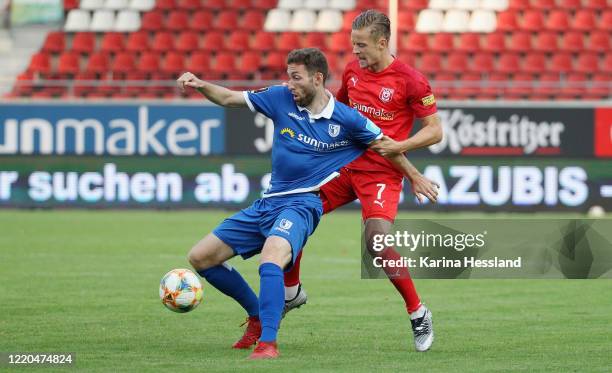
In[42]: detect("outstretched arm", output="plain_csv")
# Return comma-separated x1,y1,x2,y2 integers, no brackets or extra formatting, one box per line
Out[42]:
177,72,247,107
370,114,443,156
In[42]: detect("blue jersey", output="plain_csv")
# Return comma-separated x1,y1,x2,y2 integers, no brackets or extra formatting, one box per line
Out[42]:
243,85,383,197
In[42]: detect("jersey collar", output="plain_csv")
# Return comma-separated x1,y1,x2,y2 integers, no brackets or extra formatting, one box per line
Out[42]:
297,90,335,120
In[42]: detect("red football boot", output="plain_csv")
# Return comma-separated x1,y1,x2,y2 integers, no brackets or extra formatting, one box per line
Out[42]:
232,316,261,349
248,341,279,360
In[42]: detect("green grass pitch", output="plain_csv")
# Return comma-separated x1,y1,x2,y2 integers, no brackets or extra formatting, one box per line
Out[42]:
1,210,611,372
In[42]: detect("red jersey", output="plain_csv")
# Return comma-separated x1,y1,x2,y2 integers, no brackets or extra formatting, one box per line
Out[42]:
337,58,437,173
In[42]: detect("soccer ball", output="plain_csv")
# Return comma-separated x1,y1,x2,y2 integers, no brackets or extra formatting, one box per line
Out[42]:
159,269,203,313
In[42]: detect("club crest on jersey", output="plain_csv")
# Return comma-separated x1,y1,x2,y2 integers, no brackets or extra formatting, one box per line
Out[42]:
328,123,340,138
379,87,394,103
279,219,293,230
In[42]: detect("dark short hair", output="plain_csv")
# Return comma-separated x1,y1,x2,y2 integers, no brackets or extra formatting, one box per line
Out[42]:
352,9,391,42
286,48,329,82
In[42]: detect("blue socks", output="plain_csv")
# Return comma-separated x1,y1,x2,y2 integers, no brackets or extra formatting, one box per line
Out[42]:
198,264,259,317
258,262,284,342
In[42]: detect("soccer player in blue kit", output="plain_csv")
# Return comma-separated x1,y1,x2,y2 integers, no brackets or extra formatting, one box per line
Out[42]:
177,48,421,360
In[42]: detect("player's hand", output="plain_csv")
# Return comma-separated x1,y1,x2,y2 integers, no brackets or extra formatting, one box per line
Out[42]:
409,172,439,204
177,72,205,92
370,135,404,157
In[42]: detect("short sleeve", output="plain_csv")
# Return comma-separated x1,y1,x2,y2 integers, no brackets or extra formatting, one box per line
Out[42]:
243,85,288,119
348,110,383,145
407,73,438,119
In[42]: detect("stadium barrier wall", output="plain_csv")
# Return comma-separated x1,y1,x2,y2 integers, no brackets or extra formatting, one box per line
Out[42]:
1,101,611,211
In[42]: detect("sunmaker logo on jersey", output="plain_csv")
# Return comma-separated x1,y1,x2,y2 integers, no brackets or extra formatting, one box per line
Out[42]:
279,127,350,151
349,99,395,121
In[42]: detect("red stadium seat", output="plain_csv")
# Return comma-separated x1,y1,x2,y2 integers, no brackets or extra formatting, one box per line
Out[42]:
533,32,558,53
572,10,597,31
141,11,164,31
190,10,213,32
264,51,285,70
538,73,560,97
176,31,199,52
522,53,547,74
597,10,612,31
201,31,224,52
445,53,468,73
303,33,326,49
28,51,51,74
496,11,519,31
397,11,415,33
85,52,109,74
166,11,189,31
588,31,610,52
401,0,428,11
251,32,275,52
602,54,612,72
177,0,200,10
584,0,607,9
138,52,161,74
508,0,529,9
507,32,531,52
226,31,250,52
432,72,454,98
186,51,211,74
214,10,238,31
111,52,135,74
57,52,80,75
472,53,494,72
454,72,482,99
456,33,479,53
507,72,533,98
155,0,176,10
549,53,573,73
560,32,585,52
401,33,428,52
342,10,360,31
277,33,301,52
238,52,261,74
482,33,505,53
546,10,570,31
100,33,125,53
202,0,224,9
42,32,65,53
417,54,441,75
591,73,611,98
71,32,95,53
251,0,276,9
126,31,149,52
430,33,454,53
497,53,520,74
242,10,264,31
213,53,236,74
327,32,353,53
562,73,588,97
64,0,78,10
161,52,185,74
575,53,599,73
532,0,555,9
228,0,252,9
522,11,545,32
151,32,174,52
73,71,96,97
558,0,582,9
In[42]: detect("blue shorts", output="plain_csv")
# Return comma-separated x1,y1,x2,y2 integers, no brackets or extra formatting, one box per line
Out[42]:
213,193,323,269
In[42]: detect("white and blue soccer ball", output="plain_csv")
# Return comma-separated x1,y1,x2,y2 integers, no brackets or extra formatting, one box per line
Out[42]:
159,269,203,313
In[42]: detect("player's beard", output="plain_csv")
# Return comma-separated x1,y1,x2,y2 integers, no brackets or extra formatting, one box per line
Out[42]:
294,86,316,107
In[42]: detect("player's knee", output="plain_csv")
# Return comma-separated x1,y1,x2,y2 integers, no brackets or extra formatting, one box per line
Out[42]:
188,239,220,270
260,236,292,268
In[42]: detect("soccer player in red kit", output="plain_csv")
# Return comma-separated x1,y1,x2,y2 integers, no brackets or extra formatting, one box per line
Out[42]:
283,10,443,352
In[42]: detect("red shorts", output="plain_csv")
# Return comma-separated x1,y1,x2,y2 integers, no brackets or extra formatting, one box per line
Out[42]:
319,167,403,222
